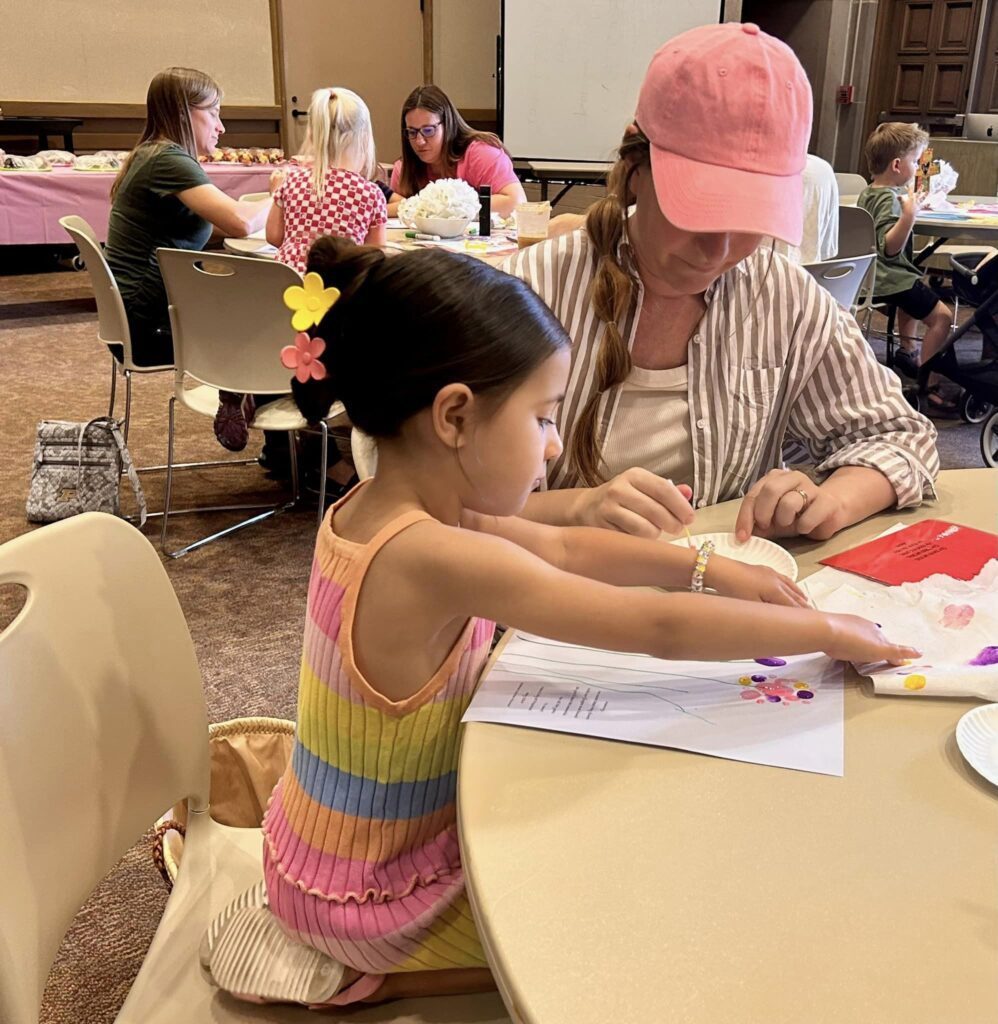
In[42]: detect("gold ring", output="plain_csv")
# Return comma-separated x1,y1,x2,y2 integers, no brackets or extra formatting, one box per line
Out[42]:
794,487,810,513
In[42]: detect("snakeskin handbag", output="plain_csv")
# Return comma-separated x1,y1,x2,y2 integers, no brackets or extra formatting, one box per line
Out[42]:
26,417,147,527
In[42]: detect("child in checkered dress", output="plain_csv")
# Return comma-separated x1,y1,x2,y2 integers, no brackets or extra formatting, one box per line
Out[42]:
267,87,387,273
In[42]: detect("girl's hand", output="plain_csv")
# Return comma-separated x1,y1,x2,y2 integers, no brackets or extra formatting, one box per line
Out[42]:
581,468,695,538
735,469,847,542
269,168,286,193
823,613,921,666
705,555,809,607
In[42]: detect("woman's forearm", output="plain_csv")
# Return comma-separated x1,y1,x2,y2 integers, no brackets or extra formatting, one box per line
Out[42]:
520,487,590,526
817,466,898,532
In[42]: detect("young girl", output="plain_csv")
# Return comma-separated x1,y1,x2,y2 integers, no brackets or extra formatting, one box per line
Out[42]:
202,239,918,1008
267,87,387,273
213,87,388,459
387,84,527,217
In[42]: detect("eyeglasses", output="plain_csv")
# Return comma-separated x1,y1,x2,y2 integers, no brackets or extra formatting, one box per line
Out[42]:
404,123,442,140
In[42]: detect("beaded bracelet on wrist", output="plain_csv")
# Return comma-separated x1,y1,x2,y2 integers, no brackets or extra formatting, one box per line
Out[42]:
690,539,715,593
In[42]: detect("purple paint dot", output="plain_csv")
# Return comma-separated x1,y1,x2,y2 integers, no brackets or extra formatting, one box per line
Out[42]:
751,674,767,682
766,694,782,703
755,657,787,667
797,690,814,699
969,646,998,667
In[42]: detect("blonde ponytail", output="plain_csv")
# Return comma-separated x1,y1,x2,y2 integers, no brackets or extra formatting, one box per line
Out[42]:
569,128,648,487
303,87,377,196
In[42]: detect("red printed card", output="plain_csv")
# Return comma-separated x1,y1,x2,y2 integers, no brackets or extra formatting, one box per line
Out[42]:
819,519,998,585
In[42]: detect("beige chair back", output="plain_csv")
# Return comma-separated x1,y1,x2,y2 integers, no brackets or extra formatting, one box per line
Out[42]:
157,249,302,395
0,514,209,1024
834,172,868,197
838,205,876,258
803,253,876,310
58,215,160,371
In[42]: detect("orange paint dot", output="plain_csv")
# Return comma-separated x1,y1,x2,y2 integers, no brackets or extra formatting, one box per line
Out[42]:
738,676,752,686
903,674,927,691
793,682,808,689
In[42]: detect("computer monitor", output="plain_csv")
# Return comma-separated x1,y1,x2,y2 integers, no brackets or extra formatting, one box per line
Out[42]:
964,113,998,141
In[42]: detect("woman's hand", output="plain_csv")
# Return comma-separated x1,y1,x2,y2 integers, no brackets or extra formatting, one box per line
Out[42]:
823,613,921,666
579,468,695,538
705,555,809,607
735,469,847,542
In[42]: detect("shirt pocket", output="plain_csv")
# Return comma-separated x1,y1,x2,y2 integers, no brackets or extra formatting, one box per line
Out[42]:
726,363,786,413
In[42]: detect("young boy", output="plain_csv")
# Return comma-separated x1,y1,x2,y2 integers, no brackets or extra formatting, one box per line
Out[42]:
858,122,954,412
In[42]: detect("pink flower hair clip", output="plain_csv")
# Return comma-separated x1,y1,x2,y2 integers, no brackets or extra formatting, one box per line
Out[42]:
281,332,327,383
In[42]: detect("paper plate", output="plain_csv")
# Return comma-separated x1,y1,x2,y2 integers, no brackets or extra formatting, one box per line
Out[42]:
956,703,998,788
670,532,798,581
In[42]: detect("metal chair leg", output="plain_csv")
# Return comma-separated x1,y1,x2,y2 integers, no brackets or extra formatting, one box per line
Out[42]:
107,354,118,418
122,370,133,444
317,421,329,525
160,396,177,553
160,410,297,559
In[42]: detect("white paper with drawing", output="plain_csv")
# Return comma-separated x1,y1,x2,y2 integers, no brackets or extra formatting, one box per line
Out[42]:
463,632,844,776
809,559,998,701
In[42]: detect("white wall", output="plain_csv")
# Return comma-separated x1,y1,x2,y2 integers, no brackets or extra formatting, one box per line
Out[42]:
433,0,501,110
0,0,275,104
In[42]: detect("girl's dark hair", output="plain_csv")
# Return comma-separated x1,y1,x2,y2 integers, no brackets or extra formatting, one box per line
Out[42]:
396,84,508,198
292,237,570,434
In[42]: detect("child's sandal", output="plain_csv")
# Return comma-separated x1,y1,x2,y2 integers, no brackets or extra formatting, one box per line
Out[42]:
200,882,346,1005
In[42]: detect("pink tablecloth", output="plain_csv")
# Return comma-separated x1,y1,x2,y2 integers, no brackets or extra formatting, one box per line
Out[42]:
0,164,276,245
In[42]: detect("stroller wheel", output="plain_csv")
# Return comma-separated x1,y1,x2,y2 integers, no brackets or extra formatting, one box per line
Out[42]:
901,383,923,414
981,410,998,468
959,392,993,425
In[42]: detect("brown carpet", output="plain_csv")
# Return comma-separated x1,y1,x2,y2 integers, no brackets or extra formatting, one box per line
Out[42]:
1,273,322,1023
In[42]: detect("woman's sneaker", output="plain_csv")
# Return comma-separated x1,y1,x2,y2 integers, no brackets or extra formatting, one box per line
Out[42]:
214,392,256,452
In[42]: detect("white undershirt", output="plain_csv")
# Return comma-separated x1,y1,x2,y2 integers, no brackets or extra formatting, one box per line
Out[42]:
600,364,695,486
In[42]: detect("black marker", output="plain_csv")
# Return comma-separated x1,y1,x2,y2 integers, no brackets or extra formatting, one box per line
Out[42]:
478,185,491,237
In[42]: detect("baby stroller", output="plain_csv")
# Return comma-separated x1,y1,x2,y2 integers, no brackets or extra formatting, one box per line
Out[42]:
921,251,998,466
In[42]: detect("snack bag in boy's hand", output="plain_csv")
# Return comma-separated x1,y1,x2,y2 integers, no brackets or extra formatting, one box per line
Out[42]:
914,147,937,194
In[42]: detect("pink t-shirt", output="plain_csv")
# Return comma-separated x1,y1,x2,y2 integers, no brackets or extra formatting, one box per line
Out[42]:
390,139,519,195
274,165,387,273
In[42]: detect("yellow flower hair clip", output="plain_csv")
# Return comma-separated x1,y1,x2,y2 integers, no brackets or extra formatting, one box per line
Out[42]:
283,272,341,331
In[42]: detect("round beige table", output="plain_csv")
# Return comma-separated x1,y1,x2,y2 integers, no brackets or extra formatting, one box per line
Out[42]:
458,468,998,1024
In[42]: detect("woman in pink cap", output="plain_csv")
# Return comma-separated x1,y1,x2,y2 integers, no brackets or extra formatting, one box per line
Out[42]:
505,22,938,542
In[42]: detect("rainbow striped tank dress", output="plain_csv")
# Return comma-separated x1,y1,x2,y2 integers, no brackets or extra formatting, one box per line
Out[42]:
262,495,494,990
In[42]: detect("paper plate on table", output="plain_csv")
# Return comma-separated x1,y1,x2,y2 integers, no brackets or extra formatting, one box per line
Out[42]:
669,532,798,581
956,704,998,788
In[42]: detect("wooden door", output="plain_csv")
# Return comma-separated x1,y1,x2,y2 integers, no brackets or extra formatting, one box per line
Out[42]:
277,0,424,165
867,0,984,136
971,1,998,113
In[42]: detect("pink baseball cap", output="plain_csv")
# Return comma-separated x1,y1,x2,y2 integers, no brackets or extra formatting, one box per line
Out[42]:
635,23,813,245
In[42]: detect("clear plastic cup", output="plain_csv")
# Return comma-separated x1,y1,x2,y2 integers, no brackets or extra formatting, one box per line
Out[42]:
514,201,551,248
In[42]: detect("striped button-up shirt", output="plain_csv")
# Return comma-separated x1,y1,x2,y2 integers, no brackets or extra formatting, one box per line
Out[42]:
502,231,939,509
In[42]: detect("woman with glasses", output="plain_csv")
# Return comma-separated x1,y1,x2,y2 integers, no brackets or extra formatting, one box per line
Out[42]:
387,85,526,217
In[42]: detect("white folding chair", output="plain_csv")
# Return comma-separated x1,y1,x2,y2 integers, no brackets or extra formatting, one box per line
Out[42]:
0,513,511,1024
59,216,256,490
803,253,876,312
834,172,867,198
156,249,347,557
59,215,171,444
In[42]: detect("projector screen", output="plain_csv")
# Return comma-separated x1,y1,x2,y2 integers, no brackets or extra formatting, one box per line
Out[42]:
501,0,724,161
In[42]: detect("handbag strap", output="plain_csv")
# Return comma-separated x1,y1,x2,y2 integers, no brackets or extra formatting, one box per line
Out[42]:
77,417,148,528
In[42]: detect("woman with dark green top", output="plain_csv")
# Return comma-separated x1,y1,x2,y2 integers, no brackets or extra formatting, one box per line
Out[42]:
106,67,269,368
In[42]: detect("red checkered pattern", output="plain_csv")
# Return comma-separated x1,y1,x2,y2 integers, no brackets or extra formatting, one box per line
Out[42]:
275,166,387,273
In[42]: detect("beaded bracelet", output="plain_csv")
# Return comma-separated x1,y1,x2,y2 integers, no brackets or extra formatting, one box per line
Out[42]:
690,539,715,593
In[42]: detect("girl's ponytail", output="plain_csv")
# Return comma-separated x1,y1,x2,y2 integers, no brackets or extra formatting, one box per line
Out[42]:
306,88,334,196
290,236,387,424
569,128,647,487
